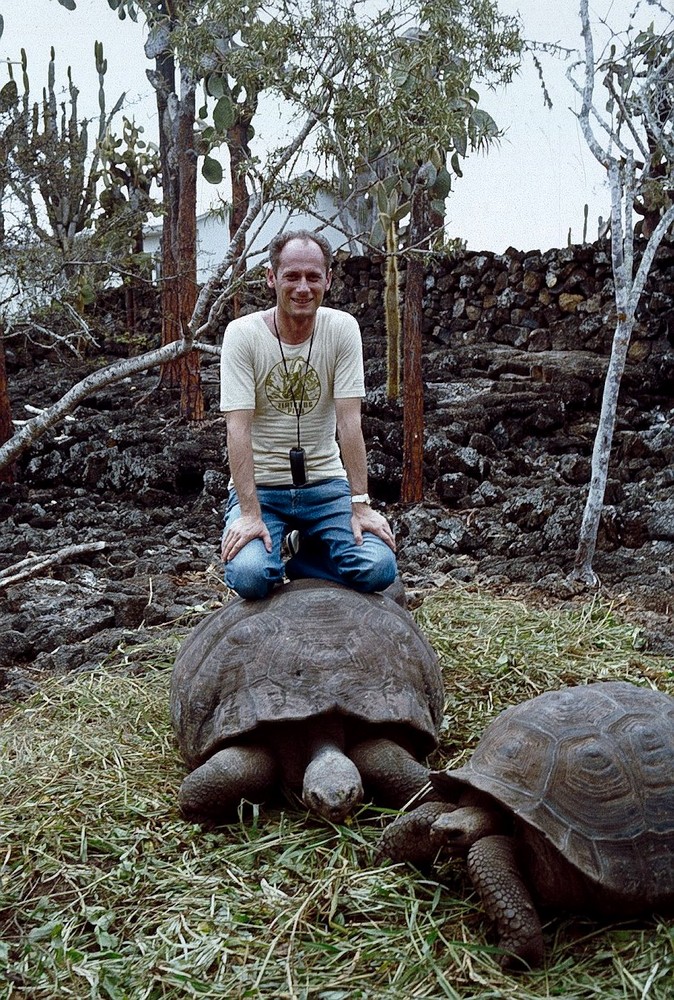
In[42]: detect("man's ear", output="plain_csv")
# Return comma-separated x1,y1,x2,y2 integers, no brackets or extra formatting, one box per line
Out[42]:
325,269,333,291
266,266,276,290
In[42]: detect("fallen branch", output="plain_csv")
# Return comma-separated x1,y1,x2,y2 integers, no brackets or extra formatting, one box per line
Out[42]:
0,541,107,589
0,337,193,473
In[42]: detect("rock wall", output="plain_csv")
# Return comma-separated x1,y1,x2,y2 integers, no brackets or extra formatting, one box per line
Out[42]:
2,238,673,698
323,239,674,506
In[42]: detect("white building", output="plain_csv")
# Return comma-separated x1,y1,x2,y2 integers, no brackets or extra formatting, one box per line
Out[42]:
143,191,361,283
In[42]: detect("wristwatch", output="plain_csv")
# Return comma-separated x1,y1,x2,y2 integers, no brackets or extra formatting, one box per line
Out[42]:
351,493,371,505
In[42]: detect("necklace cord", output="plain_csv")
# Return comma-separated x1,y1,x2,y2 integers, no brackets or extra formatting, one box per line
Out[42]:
273,311,315,450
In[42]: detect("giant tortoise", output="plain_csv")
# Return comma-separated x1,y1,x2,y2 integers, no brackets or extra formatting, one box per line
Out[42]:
170,579,443,823
377,681,674,968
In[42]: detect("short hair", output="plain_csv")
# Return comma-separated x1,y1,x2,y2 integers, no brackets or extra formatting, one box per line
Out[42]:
268,229,332,275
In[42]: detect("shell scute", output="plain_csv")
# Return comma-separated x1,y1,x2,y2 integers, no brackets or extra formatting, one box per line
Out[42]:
437,681,674,900
171,579,443,771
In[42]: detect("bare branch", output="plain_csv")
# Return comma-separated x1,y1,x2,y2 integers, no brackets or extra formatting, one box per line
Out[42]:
0,337,194,472
569,0,674,585
191,108,323,338
577,0,613,166
0,542,107,590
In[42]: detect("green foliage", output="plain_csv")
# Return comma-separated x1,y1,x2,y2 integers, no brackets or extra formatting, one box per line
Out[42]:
318,0,521,240
0,79,16,113
98,116,161,239
57,0,140,17
8,44,124,254
55,0,521,249
0,43,159,343
201,153,223,183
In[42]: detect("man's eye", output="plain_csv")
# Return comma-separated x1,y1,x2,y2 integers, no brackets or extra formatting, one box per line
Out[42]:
283,272,322,282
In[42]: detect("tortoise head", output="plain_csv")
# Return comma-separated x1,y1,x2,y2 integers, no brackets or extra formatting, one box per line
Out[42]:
302,749,364,823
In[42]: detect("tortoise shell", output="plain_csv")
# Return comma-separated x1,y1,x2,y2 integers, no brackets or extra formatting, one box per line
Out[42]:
433,681,674,902
171,579,444,770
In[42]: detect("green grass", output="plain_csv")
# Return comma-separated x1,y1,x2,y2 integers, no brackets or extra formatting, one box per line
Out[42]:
1,585,672,999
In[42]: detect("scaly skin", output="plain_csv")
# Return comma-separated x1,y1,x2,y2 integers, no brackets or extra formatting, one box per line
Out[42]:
467,834,544,970
375,801,459,866
302,747,363,822
349,737,436,809
178,744,277,820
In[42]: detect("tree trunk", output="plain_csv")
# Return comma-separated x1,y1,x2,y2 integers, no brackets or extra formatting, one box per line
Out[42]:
124,212,145,340
0,335,15,484
227,117,253,240
384,223,401,401
174,67,203,421
571,316,633,583
400,254,424,502
155,49,180,385
153,49,203,419
227,114,254,321
400,174,427,503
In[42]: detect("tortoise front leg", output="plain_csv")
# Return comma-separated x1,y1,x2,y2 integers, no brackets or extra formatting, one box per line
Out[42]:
467,834,544,970
178,744,278,821
349,737,435,808
375,801,459,866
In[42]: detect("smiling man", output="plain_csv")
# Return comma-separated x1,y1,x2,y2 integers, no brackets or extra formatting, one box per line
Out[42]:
219,229,397,600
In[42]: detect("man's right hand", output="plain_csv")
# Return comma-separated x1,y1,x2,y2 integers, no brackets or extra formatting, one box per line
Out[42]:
221,515,272,562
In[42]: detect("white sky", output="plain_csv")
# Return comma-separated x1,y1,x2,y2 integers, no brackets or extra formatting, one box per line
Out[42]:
1,0,669,253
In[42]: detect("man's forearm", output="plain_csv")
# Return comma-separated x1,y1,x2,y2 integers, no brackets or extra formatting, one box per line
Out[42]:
340,429,369,495
336,400,369,495
226,417,261,517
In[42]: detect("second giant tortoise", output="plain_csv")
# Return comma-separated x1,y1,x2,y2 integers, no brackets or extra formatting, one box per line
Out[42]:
377,681,674,968
170,579,443,823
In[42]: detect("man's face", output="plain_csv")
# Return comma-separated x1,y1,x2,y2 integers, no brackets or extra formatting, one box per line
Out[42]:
267,238,332,322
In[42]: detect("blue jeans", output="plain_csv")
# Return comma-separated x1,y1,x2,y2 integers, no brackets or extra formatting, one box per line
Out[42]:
223,478,397,600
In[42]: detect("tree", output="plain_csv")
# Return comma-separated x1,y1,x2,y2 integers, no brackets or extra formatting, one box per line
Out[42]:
324,6,521,250
0,335,13,484
567,0,674,585
2,40,158,325
316,2,523,502
0,17,20,481
400,164,432,503
1,0,522,480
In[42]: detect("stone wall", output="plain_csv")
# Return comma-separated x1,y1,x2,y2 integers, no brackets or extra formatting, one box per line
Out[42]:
331,237,674,359
3,237,672,695
304,239,671,501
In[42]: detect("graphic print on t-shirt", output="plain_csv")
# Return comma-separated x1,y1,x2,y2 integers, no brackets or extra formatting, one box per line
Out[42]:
265,359,321,416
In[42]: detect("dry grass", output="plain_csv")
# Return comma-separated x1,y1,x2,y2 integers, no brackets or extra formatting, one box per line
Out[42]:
1,585,672,999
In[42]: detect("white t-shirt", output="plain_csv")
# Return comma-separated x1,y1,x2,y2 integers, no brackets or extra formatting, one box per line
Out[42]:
220,307,365,486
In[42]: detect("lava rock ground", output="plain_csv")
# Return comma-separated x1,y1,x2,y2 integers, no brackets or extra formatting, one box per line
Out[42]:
1,347,672,707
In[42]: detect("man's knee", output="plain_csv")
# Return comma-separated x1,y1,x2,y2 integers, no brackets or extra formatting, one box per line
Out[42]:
342,537,398,593
225,567,272,600
224,542,281,600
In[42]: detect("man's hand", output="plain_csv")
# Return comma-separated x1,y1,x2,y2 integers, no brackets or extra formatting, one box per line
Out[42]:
351,504,397,552
221,514,272,562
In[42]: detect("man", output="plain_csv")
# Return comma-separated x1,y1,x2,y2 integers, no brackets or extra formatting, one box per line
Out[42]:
220,228,397,600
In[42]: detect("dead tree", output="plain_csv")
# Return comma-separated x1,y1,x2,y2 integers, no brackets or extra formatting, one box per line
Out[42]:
566,0,674,586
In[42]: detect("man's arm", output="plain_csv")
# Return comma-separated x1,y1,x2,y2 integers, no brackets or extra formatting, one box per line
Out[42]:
335,397,396,552
221,409,272,562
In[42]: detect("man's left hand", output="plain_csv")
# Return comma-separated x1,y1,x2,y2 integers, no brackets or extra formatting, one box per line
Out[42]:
351,504,396,551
